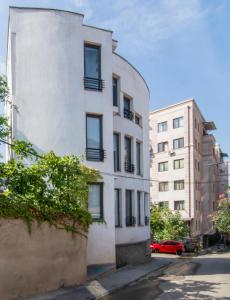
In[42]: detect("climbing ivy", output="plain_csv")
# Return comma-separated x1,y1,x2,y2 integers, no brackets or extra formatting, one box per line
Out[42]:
0,74,101,234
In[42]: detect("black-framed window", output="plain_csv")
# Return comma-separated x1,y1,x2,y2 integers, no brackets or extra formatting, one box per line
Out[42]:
159,182,169,192
174,200,185,211
144,193,149,226
158,141,168,152
174,180,184,190
137,191,144,226
174,159,184,169
123,96,133,120
158,161,168,172
113,132,120,172
158,121,167,132
136,141,142,175
173,138,184,149
126,190,135,226
135,113,142,126
124,136,134,173
84,43,103,91
86,114,104,161
88,183,103,220
113,77,119,106
173,117,184,128
115,189,121,227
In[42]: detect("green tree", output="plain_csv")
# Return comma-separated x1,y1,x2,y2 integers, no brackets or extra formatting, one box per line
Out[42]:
0,74,101,234
215,200,230,235
150,204,189,241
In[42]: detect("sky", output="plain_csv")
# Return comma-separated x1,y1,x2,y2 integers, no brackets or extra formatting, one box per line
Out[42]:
0,0,230,157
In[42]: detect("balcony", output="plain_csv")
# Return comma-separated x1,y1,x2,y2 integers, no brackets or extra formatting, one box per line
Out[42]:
123,108,134,120
84,77,104,91
124,161,135,173
86,148,105,162
126,216,136,227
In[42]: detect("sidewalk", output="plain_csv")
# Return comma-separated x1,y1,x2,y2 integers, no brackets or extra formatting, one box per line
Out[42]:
23,257,173,300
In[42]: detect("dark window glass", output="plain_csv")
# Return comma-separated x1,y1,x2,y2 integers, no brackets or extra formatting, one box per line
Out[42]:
137,191,141,226
86,115,103,161
126,190,135,226
159,182,169,192
158,121,167,132
174,180,184,190
174,200,185,210
115,189,121,227
113,133,120,172
113,77,118,106
174,159,184,169
125,136,132,165
136,141,141,175
135,114,141,126
124,97,133,120
158,161,168,172
173,138,184,149
84,44,100,79
88,183,103,220
173,117,184,128
158,142,168,152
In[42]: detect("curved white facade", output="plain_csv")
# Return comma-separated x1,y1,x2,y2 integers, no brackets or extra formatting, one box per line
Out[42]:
7,7,150,266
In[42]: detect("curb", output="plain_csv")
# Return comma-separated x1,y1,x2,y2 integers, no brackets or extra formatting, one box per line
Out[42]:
95,261,173,300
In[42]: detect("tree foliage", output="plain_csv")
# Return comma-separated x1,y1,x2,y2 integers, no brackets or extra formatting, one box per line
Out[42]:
214,200,230,235
150,204,189,241
0,74,101,234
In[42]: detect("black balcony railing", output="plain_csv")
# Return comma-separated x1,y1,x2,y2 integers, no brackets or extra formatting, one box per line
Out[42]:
124,161,135,173
86,148,105,162
123,108,134,120
126,216,136,227
84,77,104,91
145,216,150,226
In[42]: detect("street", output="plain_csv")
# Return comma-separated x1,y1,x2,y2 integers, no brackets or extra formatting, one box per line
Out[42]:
102,252,230,300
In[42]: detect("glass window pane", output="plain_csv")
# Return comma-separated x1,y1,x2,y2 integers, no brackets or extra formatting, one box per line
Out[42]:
85,45,100,79
136,142,141,175
88,184,101,219
115,189,120,227
113,77,118,106
113,133,120,171
125,137,131,163
87,116,101,149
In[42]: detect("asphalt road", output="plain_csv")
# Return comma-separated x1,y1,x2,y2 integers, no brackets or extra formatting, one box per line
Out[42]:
102,252,230,300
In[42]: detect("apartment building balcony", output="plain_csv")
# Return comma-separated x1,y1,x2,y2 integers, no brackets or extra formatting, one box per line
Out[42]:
84,77,105,91
123,108,134,120
124,161,135,173
86,148,105,161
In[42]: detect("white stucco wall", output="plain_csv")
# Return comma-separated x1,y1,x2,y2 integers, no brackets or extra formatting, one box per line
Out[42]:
7,7,150,265
112,53,150,245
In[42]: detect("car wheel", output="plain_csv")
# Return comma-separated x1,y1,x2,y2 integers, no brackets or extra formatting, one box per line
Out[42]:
176,250,182,256
153,249,159,253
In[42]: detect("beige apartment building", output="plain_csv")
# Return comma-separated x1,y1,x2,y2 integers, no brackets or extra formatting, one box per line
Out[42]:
149,99,228,237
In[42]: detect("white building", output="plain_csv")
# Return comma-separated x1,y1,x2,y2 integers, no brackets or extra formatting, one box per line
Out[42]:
149,99,226,236
6,7,151,267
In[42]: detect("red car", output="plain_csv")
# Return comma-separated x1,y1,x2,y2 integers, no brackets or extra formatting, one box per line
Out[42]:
150,240,185,255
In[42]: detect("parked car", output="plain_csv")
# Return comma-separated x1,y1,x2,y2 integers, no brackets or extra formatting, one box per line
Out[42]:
182,238,200,253
150,240,185,255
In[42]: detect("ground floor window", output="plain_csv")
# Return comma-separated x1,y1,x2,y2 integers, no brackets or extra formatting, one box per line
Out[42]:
137,191,144,226
88,183,103,220
126,190,135,226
